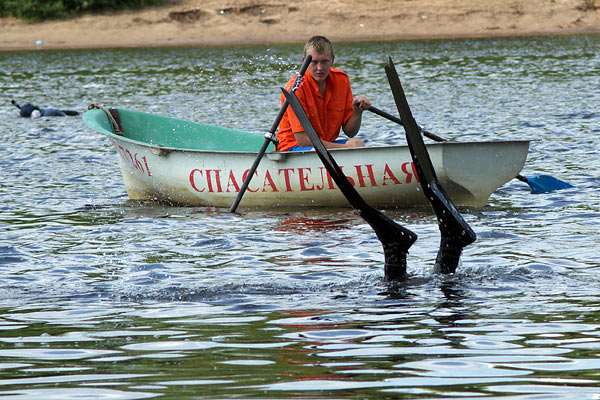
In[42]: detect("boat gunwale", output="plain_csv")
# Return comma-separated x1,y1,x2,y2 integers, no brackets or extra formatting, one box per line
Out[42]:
83,108,531,155
98,127,531,156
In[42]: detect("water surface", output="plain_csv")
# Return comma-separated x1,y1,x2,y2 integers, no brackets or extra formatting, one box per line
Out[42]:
0,35,599,399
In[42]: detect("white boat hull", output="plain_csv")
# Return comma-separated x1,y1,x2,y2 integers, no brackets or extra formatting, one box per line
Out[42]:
109,136,529,208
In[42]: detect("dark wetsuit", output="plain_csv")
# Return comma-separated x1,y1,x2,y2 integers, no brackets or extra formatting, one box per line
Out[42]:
12,100,79,118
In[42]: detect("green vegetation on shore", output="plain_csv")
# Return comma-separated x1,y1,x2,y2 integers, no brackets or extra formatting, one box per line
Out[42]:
0,0,162,22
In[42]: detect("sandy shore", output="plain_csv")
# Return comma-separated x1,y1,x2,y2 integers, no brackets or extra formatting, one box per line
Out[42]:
1,0,599,51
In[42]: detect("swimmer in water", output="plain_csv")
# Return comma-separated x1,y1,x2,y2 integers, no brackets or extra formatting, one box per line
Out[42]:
11,99,79,119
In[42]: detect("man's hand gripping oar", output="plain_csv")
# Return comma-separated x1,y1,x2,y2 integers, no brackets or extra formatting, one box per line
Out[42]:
281,87,417,281
229,55,312,213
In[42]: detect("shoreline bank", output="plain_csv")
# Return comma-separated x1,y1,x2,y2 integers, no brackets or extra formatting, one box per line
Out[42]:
1,0,599,51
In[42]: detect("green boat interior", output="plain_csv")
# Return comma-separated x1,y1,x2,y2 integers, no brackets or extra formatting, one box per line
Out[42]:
83,107,274,152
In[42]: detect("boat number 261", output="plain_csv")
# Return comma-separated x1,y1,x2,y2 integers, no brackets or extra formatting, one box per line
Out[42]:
116,145,152,176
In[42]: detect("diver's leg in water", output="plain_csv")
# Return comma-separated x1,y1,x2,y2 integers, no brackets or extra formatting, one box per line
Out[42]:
41,109,67,117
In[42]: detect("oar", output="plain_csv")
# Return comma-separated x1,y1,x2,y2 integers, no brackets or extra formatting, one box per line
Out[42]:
384,57,476,274
281,87,417,281
368,105,444,142
514,174,573,194
229,55,313,213
367,106,573,194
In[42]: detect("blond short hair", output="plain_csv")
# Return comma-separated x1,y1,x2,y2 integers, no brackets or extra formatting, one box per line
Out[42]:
304,36,334,58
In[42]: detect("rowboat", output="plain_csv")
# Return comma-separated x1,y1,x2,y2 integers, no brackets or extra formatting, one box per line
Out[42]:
83,107,529,208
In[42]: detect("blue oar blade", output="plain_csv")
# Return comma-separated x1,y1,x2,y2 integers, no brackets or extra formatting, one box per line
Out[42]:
525,174,574,194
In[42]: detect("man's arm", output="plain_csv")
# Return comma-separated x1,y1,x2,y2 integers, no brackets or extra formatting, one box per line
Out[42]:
294,132,364,148
342,96,371,138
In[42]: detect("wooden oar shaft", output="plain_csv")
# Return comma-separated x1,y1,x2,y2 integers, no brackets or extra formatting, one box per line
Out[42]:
228,138,271,212
368,106,445,142
516,174,529,183
368,105,531,183
229,55,313,213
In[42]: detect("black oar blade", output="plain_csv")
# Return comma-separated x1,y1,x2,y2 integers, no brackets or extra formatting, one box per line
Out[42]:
357,206,418,280
281,87,417,280
384,56,475,274
427,181,477,274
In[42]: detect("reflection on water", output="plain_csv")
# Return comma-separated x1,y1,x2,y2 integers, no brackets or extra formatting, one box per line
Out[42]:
1,35,599,398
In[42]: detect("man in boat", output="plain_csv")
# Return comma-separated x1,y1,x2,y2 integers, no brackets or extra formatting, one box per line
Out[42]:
11,100,79,119
277,36,371,151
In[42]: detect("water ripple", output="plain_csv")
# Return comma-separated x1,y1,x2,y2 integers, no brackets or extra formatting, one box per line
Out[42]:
1,35,599,398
